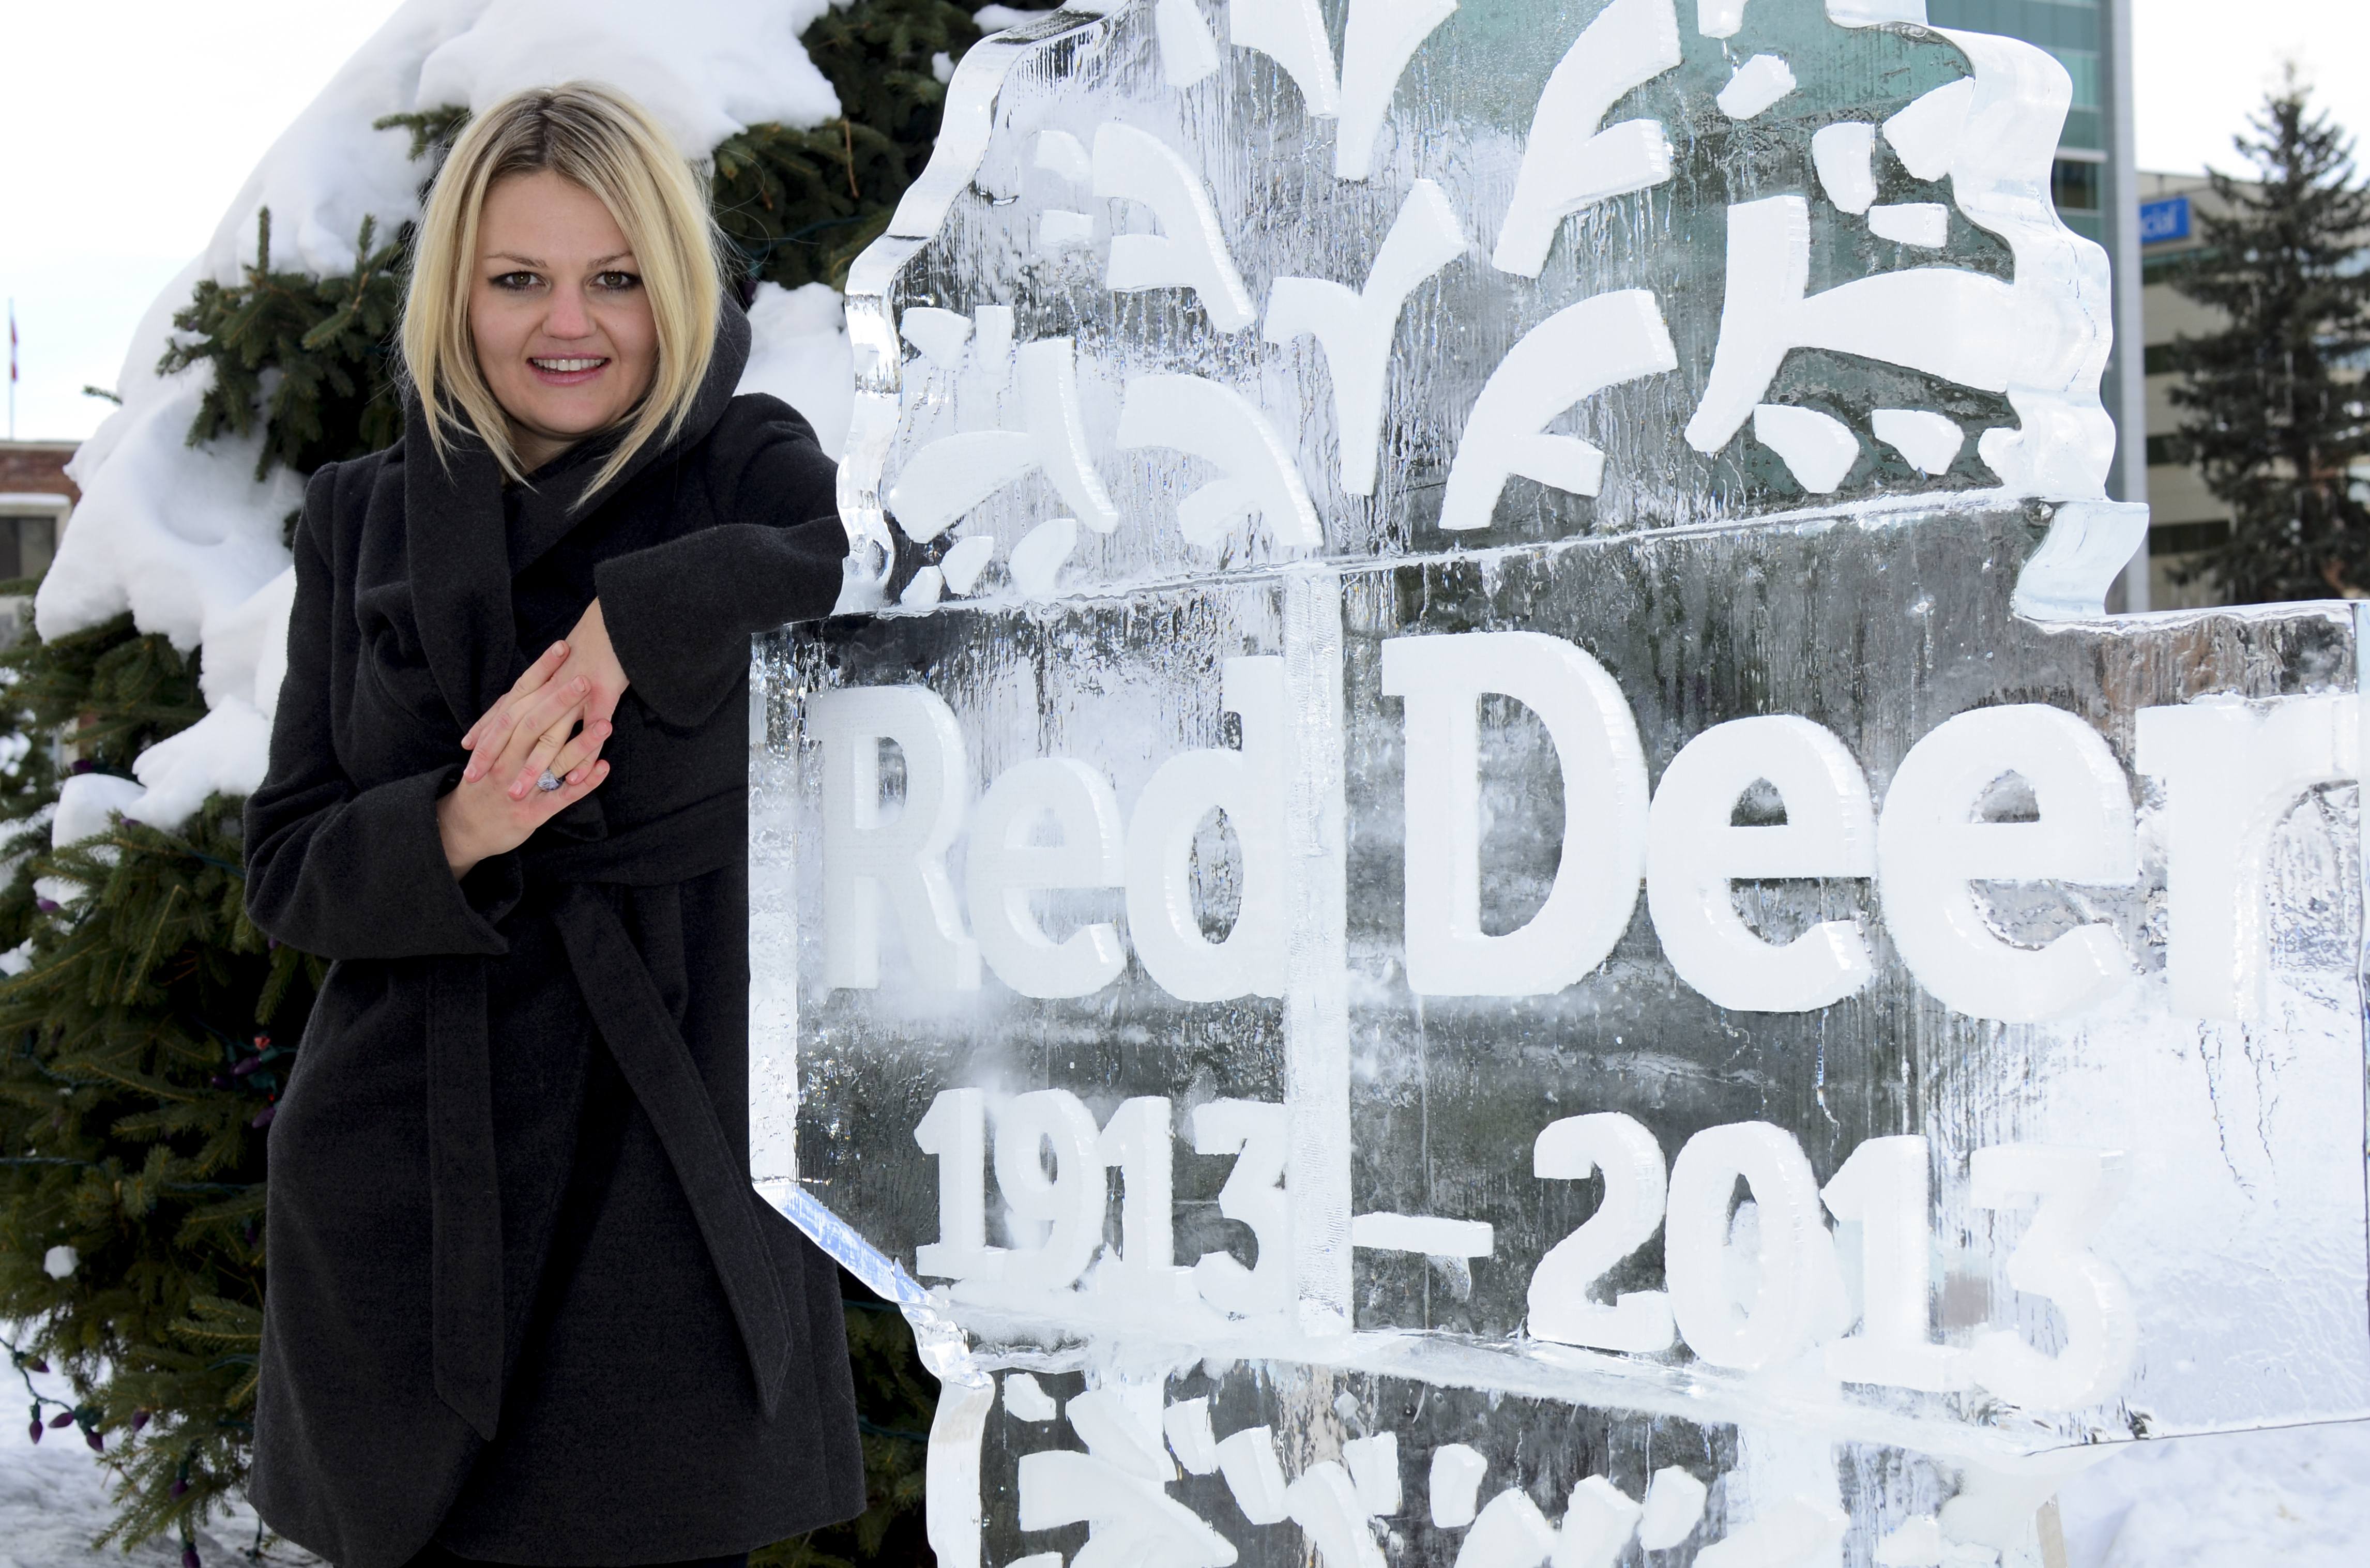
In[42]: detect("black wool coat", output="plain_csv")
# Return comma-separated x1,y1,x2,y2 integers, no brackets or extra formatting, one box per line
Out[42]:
244,303,861,1567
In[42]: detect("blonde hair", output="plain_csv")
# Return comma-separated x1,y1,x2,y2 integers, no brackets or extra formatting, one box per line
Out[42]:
401,82,722,499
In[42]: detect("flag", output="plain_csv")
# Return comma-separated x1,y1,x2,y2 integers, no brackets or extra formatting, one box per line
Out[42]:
7,302,15,385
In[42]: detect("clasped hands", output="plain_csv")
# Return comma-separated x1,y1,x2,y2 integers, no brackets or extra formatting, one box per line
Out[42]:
435,600,627,877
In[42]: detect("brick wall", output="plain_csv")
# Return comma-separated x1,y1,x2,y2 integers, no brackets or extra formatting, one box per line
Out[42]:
0,443,80,506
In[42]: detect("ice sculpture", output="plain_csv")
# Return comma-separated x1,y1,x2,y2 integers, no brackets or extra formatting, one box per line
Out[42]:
752,3,2370,1565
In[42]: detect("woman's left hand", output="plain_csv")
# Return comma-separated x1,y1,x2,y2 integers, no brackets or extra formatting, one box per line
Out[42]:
464,600,632,797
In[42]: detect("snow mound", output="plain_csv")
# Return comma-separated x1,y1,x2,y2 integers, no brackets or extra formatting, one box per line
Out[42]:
33,774,144,908
0,1342,320,1565
50,775,143,851
41,369,301,653
415,0,841,172
127,564,300,832
190,0,840,292
42,0,867,836
2058,1419,2370,1566
738,282,855,456
128,701,280,835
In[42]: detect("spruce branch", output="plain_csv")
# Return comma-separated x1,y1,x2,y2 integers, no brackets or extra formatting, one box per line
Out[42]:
2168,71,2370,602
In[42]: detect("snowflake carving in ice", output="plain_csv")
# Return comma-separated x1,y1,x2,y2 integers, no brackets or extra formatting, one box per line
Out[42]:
1686,30,2109,500
843,0,2114,613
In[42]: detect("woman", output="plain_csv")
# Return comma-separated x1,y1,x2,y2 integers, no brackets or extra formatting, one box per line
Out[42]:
244,83,861,1568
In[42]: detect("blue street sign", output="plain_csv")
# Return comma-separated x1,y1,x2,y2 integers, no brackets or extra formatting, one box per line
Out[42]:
2140,195,2192,245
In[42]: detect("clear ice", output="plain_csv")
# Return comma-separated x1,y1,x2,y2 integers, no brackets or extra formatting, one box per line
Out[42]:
746,2,2370,1563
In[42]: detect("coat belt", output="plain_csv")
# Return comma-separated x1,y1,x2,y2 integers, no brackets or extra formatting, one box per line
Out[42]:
424,794,789,1441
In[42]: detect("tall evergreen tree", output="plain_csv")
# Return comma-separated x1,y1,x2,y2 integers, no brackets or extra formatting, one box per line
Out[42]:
2169,77,2370,603
1,0,1055,1557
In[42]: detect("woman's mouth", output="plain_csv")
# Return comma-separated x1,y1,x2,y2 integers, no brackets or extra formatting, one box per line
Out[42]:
529,356,609,386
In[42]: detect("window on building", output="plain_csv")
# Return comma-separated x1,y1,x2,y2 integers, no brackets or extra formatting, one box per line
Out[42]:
0,515,59,583
2052,159,2102,215
2145,433,2195,468
2150,520,2231,557
1924,4,2105,147
2047,47,2101,111
1926,1,2103,41
2143,248,2209,285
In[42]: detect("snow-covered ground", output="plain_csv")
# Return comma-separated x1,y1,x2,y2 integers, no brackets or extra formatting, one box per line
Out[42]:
2057,1419,2370,1565
0,1359,311,1568
4,1340,2363,1568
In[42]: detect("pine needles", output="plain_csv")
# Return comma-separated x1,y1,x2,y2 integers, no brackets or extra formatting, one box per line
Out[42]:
161,209,413,482
2167,75,2370,602
0,616,311,1545
715,0,992,291
750,1295,936,1568
0,791,321,1549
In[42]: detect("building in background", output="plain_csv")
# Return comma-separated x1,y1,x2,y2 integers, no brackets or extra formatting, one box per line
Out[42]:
1930,0,2117,243
0,440,73,644
1927,1,2148,605
2130,172,2234,610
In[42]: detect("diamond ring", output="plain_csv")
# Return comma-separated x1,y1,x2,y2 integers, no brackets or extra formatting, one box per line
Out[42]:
536,769,563,793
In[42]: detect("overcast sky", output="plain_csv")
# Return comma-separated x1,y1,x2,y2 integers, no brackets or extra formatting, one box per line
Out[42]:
3,0,2364,444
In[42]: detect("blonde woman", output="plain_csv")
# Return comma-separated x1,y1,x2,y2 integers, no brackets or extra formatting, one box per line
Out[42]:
244,84,859,1568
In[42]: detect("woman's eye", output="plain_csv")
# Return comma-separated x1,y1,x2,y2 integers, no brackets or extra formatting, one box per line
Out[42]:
595,271,642,292
492,271,541,291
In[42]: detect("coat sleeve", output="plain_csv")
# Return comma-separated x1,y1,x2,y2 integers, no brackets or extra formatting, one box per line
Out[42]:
243,464,521,961
594,396,852,727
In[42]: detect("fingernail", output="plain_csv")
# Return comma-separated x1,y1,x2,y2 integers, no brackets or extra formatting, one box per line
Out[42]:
574,678,591,692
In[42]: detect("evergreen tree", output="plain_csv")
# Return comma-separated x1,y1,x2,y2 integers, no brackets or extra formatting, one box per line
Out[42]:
165,211,412,484
2169,77,2370,603
0,614,318,1558
717,0,997,291
0,1,1055,1557
751,1297,937,1568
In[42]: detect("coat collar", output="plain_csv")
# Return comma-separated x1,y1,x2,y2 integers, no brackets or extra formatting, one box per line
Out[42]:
401,299,752,729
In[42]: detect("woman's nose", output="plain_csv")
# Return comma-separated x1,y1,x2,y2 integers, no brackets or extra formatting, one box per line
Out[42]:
544,284,594,339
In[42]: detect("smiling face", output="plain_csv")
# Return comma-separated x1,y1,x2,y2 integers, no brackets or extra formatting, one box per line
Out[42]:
468,169,659,471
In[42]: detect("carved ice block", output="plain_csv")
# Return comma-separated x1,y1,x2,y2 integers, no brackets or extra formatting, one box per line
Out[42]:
753,2,2370,1563
759,498,2370,1447
839,0,2108,609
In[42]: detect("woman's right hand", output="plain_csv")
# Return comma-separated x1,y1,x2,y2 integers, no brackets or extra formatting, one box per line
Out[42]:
437,642,614,876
